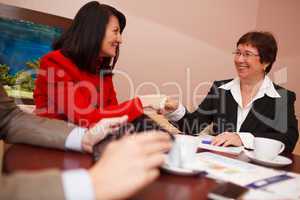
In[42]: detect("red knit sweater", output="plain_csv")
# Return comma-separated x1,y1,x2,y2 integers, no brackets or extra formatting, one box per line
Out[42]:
34,50,143,127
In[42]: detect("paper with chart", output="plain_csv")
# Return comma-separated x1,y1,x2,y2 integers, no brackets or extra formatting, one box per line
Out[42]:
191,152,300,199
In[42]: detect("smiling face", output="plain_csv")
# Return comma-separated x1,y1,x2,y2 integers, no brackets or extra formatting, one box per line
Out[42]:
234,44,267,82
100,15,122,58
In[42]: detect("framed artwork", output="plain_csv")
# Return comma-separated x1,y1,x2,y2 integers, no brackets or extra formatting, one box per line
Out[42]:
0,3,72,103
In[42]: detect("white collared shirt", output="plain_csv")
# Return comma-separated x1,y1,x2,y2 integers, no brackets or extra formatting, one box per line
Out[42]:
166,76,281,149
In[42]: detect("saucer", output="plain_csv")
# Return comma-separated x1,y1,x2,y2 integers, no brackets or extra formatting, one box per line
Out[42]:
161,163,205,176
244,150,292,167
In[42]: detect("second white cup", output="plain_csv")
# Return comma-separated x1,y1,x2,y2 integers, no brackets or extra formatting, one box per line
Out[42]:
254,137,285,161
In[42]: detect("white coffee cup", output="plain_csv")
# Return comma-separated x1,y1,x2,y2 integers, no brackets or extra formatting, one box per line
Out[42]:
165,134,199,168
254,137,285,161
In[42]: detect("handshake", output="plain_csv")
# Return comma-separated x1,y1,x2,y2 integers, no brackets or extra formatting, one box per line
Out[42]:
138,94,179,114
82,94,178,153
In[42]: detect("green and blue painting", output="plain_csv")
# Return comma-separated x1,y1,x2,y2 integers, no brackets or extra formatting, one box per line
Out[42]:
0,17,62,98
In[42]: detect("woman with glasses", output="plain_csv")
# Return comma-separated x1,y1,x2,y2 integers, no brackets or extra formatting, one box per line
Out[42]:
161,31,298,152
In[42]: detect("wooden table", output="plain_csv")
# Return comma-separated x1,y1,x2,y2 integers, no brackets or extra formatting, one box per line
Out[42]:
3,144,300,199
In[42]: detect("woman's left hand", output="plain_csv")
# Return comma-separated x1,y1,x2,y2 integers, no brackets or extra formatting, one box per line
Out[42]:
211,132,243,147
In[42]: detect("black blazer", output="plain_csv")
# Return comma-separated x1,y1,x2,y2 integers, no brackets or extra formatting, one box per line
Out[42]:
176,79,299,153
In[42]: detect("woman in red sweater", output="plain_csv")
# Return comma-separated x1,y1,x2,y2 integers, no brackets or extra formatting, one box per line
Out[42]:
34,2,162,127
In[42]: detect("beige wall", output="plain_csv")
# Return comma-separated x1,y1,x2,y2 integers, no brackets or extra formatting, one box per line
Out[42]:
256,0,300,114
1,0,300,153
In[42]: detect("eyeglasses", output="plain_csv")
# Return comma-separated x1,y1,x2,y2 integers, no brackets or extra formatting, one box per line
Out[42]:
232,50,259,59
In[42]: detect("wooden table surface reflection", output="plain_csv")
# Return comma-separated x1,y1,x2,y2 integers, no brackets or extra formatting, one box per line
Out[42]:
4,144,300,200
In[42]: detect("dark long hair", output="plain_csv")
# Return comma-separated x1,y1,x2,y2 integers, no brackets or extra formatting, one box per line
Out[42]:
53,1,126,75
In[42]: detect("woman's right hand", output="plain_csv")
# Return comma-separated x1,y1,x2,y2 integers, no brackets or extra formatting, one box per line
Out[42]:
158,98,179,115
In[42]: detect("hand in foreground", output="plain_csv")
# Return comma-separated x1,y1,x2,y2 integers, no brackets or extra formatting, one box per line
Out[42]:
138,94,167,110
89,132,172,200
82,116,128,153
158,98,179,115
211,132,242,147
